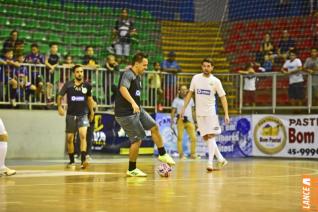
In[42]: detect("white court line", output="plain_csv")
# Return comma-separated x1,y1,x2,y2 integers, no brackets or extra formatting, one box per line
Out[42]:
5,170,121,178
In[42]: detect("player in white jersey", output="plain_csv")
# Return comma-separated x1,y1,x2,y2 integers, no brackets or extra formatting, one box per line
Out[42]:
180,58,230,171
0,118,16,176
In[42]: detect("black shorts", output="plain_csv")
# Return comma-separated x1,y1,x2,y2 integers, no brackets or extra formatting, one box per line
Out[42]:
288,82,304,100
65,115,90,133
115,108,156,143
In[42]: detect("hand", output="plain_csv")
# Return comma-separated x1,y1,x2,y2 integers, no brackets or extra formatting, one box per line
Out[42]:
89,112,94,122
224,115,230,125
58,106,65,116
179,107,185,119
131,102,140,113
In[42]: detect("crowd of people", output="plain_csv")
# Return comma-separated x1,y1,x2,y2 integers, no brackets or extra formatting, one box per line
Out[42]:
239,29,318,109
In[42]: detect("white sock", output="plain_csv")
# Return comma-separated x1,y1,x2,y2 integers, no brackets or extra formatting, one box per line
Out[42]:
0,142,8,169
209,137,225,162
207,139,215,166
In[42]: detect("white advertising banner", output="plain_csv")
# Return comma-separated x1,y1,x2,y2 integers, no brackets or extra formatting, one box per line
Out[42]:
252,115,318,158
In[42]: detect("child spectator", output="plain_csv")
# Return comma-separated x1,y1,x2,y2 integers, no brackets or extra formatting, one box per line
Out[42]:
45,43,60,103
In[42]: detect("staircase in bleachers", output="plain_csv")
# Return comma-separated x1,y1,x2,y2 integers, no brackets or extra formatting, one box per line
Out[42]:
161,21,238,113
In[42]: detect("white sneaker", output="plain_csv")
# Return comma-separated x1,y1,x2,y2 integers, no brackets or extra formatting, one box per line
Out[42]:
0,167,16,176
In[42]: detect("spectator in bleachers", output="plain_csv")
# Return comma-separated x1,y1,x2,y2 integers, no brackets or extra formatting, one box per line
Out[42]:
148,62,163,111
14,55,36,102
238,63,257,107
25,43,45,64
259,54,273,72
278,30,295,60
104,55,119,104
61,54,74,82
14,40,25,59
161,51,181,104
0,49,20,107
82,46,99,69
2,30,20,54
45,43,60,104
112,8,137,64
260,33,275,55
303,48,318,105
281,50,304,111
25,44,45,101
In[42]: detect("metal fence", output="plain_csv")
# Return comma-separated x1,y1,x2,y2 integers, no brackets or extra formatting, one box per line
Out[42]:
0,63,317,114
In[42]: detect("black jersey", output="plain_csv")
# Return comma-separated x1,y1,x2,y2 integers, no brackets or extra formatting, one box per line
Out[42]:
59,80,92,116
115,69,141,117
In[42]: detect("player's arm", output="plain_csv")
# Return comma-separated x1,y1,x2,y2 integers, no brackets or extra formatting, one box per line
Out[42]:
56,95,65,116
170,107,176,127
87,96,95,122
180,91,193,118
119,86,140,113
57,83,67,116
220,95,230,125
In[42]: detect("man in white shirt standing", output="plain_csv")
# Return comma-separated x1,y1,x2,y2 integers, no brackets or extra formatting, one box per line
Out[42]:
180,58,230,171
171,84,197,159
281,50,304,110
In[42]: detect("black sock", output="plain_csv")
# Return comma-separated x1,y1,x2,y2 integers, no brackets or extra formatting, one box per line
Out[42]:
81,151,86,163
128,161,136,171
69,153,74,163
158,147,166,156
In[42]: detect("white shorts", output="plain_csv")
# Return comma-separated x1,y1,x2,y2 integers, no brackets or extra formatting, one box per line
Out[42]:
0,118,7,135
115,43,130,56
197,115,221,136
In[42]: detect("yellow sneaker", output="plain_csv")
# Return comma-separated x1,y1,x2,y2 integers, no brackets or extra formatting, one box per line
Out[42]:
158,153,176,166
1,167,16,176
217,160,228,168
126,168,147,177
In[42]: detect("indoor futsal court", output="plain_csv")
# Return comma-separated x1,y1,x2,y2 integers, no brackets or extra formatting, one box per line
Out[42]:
1,0,318,211
2,157,317,211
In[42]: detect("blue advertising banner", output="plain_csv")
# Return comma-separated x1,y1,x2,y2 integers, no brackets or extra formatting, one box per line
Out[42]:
155,113,253,158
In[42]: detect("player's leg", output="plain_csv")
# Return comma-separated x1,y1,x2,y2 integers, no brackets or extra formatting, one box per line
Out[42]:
207,135,227,168
139,109,175,165
77,115,90,169
0,119,16,176
176,119,185,159
115,114,147,177
185,122,197,159
9,79,18,107
65,115,77,168
78,126,88,169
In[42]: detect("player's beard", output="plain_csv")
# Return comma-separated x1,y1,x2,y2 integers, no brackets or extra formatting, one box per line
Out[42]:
75,76,83,82
202,70,211,77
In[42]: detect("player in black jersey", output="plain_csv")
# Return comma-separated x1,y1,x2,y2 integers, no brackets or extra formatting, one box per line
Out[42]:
115,52,175,177
57,65,94,169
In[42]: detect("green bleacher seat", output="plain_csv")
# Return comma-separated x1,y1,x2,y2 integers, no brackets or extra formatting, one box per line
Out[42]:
32,32,47,42
10,18,25,27
49,34,62,44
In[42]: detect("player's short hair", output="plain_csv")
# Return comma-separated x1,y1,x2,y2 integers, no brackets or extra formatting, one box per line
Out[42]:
153,61,160,67
10,29,18,35
49,42,58,48
72,64,82,72
289,49,297,55
178,84,188,90
132,52,148,65
3,48,13,54
31,43,39,48
85,45,93,51
201,58,214,66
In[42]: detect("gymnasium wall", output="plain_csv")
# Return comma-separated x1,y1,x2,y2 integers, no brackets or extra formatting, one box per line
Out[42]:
0,110,65,159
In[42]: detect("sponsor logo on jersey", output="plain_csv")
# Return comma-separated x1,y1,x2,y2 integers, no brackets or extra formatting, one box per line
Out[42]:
71,96,85,101
135,90,141,96
82,87,87,94
197,89,211,95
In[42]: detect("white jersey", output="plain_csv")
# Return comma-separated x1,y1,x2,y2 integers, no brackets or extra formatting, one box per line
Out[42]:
283,58,303,84
172,97,194,122
190,73,226,116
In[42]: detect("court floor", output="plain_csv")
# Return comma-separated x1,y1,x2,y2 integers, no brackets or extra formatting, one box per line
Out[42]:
0,157,317,212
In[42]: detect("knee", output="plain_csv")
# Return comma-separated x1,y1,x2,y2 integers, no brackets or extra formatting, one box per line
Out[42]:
0,133,8,141
11,79,18,88
150,125,159,134
66,135,74,144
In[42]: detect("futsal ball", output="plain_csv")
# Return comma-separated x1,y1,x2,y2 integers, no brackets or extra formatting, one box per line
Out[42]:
156,163,172,177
